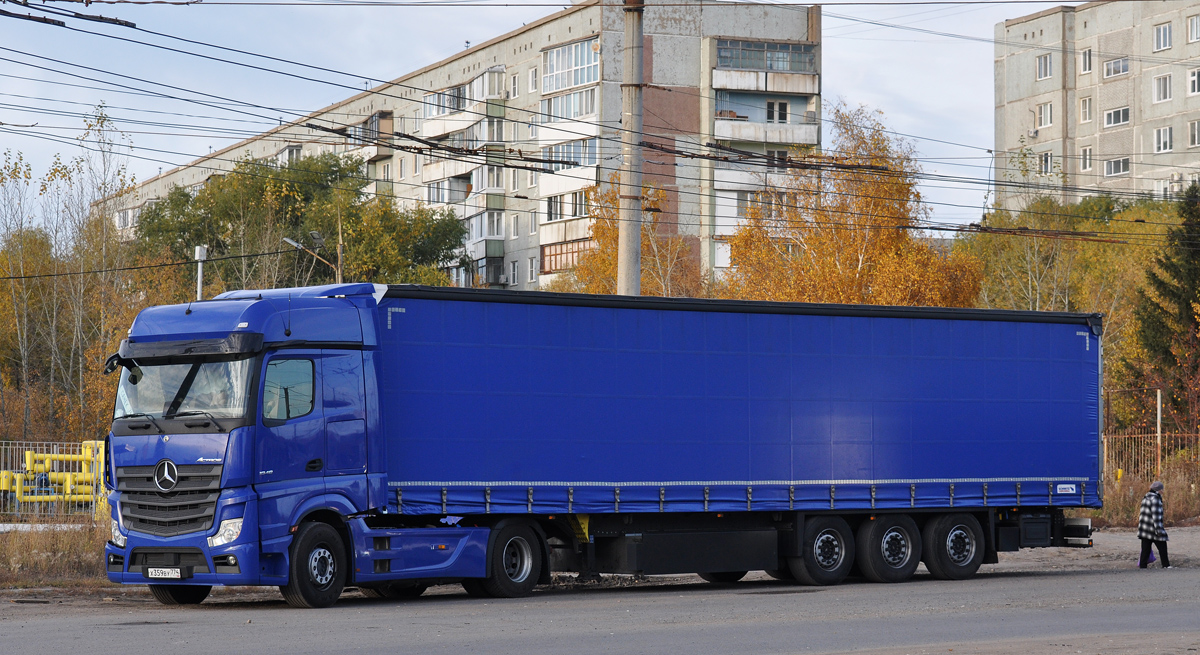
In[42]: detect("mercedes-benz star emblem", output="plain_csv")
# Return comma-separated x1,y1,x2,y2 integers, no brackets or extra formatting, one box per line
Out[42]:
153,459,179,492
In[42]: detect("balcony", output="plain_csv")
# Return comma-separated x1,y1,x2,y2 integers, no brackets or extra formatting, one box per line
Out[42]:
713,118,818,145
712,69,819,95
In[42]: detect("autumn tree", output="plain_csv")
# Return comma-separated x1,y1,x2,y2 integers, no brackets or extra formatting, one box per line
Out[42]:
546,174,701,297
721,102,980,307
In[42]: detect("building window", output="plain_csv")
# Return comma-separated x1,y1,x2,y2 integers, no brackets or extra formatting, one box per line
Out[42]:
1037,152,1053,175
1155,179,1173,200
529,210,538,234
1190,69,1200,95
540,238,595,274
546,195,562,222
529,171,538,188
529,120,538,138
542,37,600,94
527,257,537,283
716,40,817,73
511,212,520,238
1154,22,1173,52
509,260,518,285
1080,48,1092,74
766,101,789,124
1104,158,1130,176
1190,15,1200,42
510,169,520,192
529,68,538,93
1191,120,1200,147
1104,58,1129,78
486,165,503,189
397,158,406,179
381,163,391,180
1104,107,1130,128
487,211,503,237
510,74,520,99
1080,146,1092,171
1036,53,1052,80
1080,97,1092,123
1036,102,1052,128
541,138,599,171
1155,126,1174,153
1154,75,1172,103
540,88,598,122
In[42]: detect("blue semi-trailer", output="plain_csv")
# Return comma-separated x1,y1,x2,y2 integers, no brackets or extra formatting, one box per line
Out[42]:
102,283,1100,607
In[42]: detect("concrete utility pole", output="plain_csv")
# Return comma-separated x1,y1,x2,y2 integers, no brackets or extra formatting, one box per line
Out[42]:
616,0,645,296
194,245,208,301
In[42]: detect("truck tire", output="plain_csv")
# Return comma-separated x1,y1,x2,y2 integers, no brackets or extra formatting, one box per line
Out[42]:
281,522,347,608
359,583,427,600
697,571,747,583
149,584,211,605
788,515,856,586
922,513,984,581
479,524,542,598
856,514,922,583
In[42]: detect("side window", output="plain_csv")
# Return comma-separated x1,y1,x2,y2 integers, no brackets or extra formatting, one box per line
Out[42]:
262,359,314,421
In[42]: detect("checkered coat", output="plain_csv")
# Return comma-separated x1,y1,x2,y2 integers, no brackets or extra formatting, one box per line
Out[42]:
1137,490,1167,541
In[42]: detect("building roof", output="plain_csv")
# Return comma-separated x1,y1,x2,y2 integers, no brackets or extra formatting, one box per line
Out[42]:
1002,1,1111,28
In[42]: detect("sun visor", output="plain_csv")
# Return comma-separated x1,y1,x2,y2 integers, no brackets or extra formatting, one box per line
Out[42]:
118,332,265,361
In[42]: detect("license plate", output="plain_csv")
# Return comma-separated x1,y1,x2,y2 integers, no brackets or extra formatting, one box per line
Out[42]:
147,567,182,579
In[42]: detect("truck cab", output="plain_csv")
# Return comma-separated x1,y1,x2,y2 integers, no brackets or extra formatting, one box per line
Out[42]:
104,284,392,606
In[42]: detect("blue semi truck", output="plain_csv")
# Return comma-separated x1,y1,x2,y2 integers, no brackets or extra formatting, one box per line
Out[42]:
102,283,1100,607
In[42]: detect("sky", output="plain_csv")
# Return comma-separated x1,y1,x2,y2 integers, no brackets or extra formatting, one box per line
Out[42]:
0,0,1074,227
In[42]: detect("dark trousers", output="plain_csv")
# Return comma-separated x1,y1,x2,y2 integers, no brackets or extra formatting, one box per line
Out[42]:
1139,538,1170,568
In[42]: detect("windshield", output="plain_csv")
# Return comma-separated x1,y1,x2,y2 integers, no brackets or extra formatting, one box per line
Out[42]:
113,359,253,420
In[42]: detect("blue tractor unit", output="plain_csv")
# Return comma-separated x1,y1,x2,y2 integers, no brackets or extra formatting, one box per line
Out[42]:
103,284,1100,607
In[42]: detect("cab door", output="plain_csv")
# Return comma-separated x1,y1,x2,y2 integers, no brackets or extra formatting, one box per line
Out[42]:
255,352,325,484
322,349,367,511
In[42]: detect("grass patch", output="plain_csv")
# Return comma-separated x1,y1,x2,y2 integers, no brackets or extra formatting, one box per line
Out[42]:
1078,458,1200,528
0,516,111,588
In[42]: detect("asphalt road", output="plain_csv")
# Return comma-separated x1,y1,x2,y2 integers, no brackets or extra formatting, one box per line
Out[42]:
3,529,1198,655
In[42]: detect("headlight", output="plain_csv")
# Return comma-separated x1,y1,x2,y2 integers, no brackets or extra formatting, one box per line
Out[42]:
110,518,126,548
207,518,243,548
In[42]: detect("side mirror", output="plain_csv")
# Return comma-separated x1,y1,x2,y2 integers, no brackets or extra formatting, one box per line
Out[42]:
103,353,121,375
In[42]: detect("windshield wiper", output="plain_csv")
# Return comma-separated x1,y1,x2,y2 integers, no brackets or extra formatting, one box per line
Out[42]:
168,410,226,433
114,412,165,434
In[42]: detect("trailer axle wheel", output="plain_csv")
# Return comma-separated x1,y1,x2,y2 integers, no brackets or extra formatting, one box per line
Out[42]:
922,513,984,581
789,515,855,586
856,514,921,583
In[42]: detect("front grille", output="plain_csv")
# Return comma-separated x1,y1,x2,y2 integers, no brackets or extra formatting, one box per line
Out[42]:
117,464,222,537
128,547,210,574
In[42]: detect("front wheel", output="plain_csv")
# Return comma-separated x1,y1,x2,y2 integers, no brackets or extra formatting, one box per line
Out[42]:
789,516,856,586
478,524,543,598
856,514,922,583
281,522,347,608
149,584,211,605
922,513,984,581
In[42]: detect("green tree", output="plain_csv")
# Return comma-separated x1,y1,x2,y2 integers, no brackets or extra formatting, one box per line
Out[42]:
1128,184,1200,431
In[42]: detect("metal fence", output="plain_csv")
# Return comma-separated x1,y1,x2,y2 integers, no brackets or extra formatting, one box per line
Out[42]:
1103,431,1200,481
0,440,108,520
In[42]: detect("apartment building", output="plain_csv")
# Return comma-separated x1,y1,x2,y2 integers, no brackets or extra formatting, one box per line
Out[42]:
119,0,821,287
995,1,1200,206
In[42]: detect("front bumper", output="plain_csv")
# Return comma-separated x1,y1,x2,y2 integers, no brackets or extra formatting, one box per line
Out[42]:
106,490,261,586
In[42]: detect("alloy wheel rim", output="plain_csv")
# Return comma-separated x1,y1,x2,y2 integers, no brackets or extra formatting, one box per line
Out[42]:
945,525,975,566
880,527,911,568
309,546,336,589
813,529,844,571
503,536,533,583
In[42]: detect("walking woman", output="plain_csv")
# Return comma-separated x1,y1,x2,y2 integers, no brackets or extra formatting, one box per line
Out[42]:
1137,481,1171,569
